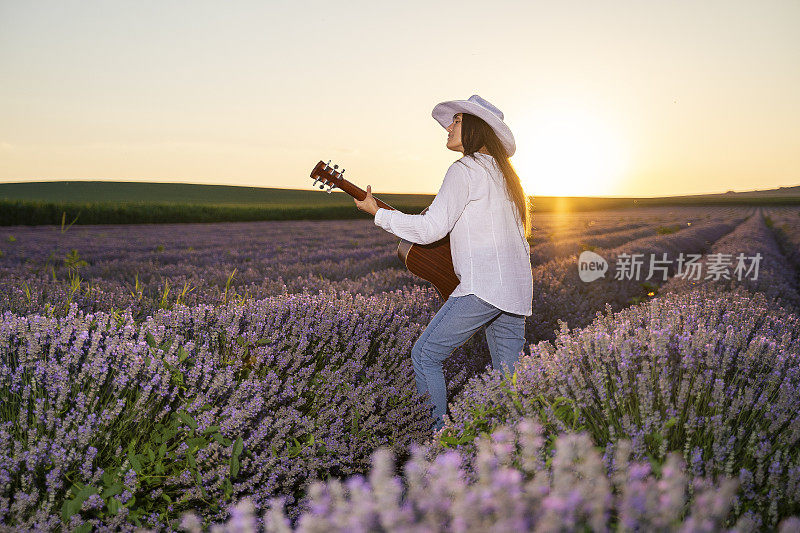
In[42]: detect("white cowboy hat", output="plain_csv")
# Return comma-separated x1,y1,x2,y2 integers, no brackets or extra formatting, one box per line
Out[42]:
431,94,516,157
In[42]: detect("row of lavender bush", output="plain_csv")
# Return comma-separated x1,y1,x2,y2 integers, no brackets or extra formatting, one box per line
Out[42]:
433,210,754,404
527,206,744,263
1,289,449,531
0,219,406,321
439,286,800,529
173,417,800,532
766,207,800,279
659,208,800,311
531,221,669,265
525,207,727,246
525,211,751,344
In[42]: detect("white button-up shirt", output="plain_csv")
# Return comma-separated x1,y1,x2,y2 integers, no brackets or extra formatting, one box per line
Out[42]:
374,152,533,316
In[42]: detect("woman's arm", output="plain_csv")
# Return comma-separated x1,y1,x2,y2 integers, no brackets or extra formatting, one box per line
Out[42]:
373,162,470,245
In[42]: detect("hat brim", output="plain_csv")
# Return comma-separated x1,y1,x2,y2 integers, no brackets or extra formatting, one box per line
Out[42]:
432,100,516,157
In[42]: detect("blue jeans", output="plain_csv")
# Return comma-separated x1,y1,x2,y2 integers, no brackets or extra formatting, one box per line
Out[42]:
410,294,527,432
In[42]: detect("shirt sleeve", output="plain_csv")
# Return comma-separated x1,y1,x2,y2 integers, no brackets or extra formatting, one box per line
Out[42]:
374,161,470,245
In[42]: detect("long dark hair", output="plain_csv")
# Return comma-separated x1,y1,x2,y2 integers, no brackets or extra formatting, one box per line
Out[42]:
460,113,531,239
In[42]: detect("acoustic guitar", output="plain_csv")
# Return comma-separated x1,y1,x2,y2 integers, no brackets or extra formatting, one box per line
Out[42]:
309,160,460,299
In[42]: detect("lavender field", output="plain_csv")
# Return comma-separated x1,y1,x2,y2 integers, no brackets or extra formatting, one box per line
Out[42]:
3,205,800,531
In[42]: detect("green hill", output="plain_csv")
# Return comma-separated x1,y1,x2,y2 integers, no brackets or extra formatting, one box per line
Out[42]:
0,180,435,207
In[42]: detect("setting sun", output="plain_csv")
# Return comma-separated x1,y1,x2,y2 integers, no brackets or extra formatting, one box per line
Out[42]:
512,106,631,197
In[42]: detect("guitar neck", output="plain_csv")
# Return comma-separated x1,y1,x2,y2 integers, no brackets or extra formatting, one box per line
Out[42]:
336,178,397,211
310,160,400,212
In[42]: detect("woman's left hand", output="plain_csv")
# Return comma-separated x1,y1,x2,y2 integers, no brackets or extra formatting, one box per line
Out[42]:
354,185,379,216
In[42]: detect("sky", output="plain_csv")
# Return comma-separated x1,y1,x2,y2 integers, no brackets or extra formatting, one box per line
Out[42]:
1,0,798,198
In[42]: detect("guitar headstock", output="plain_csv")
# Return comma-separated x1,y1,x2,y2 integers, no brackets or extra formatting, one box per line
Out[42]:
309,160,345,194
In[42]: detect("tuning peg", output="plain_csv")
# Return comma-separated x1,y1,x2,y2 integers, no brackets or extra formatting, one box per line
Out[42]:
312,178,319,186
340,168,345,176
326,184,334,194
323,159,331,171
319,183,324,189
333,164,339,170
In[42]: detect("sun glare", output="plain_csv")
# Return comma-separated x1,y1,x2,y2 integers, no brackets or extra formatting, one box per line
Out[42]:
512,107,630,197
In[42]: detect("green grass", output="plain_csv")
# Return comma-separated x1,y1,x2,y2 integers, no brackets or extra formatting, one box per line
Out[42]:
0,199,435,226
656,224,682,234
0,181,435,207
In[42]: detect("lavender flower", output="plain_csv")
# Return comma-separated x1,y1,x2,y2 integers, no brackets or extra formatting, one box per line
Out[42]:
170,418,800,532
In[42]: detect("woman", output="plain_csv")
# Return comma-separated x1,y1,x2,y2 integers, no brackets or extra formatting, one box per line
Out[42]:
354,94,533,432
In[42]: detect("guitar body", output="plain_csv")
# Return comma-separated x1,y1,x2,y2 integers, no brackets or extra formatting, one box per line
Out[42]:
397,236,460,300
309,159,461,299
